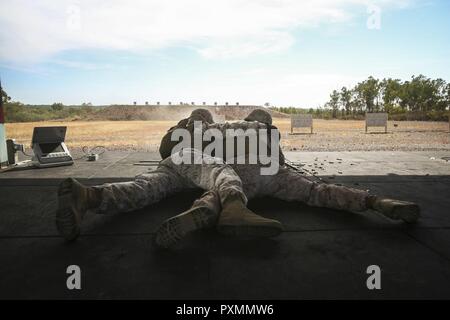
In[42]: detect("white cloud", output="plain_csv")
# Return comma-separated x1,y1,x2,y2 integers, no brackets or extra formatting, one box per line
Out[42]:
0,0,412,64
51,59,112,70
197,31,295,59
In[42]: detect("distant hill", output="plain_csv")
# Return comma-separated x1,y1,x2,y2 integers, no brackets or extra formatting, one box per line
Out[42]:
85,105,289,121
4,103,289,123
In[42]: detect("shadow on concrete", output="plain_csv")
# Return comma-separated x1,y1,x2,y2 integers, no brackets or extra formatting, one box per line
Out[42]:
0,174,449,299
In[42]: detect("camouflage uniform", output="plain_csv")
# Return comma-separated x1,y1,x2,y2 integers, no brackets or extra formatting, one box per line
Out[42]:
232,163,368,212
55,109,418,244
89,108,369,216
159,110,285,166
91,148,245,215
91,147,369,216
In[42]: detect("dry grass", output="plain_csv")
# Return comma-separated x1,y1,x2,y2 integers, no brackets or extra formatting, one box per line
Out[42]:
5,120,178,152
5,119,450,152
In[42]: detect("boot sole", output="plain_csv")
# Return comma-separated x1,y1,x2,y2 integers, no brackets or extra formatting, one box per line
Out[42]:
55,178,80,241
217,224,283,238
154,207,215,249
393,204,420,223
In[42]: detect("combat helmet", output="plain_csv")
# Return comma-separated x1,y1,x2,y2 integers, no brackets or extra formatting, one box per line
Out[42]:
189,108,214,124
244,109,273,125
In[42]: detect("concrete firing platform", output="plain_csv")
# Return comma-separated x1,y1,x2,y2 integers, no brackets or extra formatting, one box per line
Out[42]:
0,151,450,299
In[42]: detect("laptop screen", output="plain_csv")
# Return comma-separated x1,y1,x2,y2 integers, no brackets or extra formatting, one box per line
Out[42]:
32,126,67,144
39,143,65,155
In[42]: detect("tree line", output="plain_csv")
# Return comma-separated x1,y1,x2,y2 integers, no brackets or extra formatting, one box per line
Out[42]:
3,75,450,122
271,75,450,121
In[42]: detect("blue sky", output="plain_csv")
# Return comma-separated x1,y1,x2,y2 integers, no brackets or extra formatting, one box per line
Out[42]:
0,0,449,107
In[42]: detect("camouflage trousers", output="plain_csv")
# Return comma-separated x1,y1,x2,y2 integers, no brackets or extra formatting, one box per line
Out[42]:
91,148,369,215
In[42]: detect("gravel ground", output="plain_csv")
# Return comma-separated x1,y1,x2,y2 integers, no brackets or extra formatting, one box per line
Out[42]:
275,119,450,152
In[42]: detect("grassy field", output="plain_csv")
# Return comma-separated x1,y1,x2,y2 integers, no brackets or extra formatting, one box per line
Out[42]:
5,119,450,152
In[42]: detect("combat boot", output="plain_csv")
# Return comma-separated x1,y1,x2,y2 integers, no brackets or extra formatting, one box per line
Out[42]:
217,199,283,238
368,196,420,223
154,191,220,249
56,178,101,241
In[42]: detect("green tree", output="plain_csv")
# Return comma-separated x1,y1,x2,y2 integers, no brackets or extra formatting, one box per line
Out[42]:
340,86,352,115
51,102,64,111
431,78,448,111
446,82,450,111
329,90,340,118
1,87,11,103
399,75,431,112
324,74,448,120
355,76,380,112
351,87,364,115
380,78,402,113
